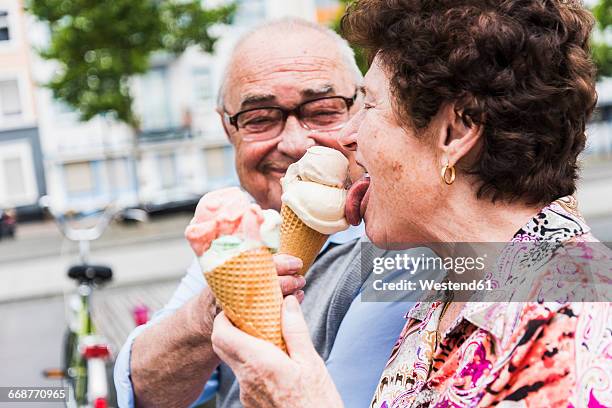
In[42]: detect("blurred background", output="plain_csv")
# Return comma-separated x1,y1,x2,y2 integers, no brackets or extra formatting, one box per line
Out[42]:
0,0,610,406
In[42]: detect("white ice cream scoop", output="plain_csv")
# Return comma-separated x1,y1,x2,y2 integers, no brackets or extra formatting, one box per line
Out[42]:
281,146,350,235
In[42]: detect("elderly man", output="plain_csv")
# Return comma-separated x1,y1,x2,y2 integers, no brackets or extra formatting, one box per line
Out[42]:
114,18,423,408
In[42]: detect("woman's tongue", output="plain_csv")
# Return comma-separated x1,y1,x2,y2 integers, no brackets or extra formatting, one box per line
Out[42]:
345,175,370,226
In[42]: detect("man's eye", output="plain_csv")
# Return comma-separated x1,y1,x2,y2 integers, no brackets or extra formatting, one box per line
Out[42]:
247,117,275,124
312,110,342,117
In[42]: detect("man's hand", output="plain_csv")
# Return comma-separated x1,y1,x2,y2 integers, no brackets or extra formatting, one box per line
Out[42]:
274,254,306,302
130,254,306,407
211,295,343,408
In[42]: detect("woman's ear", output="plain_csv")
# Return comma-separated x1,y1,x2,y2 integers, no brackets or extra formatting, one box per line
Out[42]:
435,102,483,167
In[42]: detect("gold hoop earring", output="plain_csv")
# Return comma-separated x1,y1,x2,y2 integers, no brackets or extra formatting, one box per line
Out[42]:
441,163,456,185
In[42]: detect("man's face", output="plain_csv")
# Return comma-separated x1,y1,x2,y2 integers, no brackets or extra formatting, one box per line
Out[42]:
220,30,361,210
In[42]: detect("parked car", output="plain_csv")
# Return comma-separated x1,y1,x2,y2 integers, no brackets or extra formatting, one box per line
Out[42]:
0,208,16,239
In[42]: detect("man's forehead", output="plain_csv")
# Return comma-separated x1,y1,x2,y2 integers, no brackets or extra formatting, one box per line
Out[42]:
226,61,351,109
224,31,353,109
239,84,335,105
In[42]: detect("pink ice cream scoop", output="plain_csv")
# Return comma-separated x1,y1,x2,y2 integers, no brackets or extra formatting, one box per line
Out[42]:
185,187,265,256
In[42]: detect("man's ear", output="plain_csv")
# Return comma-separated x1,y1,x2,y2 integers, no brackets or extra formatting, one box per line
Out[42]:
216,107,235,144
435,102,483,167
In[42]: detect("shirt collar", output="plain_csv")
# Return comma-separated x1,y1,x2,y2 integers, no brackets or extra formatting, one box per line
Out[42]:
328,222,365,245
407,196,588,341
512,195,589,242
317,222,365,253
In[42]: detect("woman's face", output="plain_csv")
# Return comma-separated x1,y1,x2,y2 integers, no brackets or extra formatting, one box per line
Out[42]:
341,59,444,248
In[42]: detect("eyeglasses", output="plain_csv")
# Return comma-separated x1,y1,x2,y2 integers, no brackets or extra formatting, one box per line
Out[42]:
224,92,358,142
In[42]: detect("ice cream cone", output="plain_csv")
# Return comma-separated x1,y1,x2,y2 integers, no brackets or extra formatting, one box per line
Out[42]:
205,246,285,351
279,204,328,276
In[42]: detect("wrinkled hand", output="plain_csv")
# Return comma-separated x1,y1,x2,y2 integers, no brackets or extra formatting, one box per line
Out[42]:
211,296,344,408
274,254,305,302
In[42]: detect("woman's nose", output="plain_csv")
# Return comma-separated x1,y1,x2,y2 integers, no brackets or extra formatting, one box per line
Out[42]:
337,112,361,152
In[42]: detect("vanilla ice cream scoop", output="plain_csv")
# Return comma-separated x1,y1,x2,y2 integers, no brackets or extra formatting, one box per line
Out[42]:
281,146,349,235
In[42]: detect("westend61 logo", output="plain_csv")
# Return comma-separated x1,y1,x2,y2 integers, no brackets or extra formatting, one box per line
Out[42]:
361,241,612,303
372,253,486,275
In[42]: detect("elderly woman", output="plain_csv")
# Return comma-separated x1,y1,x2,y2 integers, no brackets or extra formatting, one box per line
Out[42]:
211,0,611,407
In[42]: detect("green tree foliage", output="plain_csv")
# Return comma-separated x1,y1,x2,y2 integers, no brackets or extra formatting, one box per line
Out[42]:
593,0,612,78
26,0,235,128
334,0,612,79
330,0,367,75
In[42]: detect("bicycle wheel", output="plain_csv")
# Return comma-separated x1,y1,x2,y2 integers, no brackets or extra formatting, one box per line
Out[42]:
62,329,76,376
62,328,88,406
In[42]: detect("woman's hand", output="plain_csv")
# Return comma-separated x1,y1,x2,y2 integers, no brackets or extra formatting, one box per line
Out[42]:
274,254,305,302
211,295,344,408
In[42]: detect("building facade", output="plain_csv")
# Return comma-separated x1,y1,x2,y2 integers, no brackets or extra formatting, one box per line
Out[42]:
0,0,45,216
29,0,321,214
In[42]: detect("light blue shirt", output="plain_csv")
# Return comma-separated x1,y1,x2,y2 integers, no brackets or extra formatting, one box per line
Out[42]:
114,225,426,408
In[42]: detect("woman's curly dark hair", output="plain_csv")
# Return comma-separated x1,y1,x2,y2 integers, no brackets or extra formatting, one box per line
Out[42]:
342,0,598,205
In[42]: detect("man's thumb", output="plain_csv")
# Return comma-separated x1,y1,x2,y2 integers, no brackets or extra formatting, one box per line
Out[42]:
281,295,316,362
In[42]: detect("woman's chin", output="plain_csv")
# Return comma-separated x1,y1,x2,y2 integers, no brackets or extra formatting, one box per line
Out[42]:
364,211,391,248
364,209,424,249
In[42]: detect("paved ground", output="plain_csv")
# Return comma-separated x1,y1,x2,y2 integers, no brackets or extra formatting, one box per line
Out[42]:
92,279,177,353
0,213,194,407
0,213,194,302
0,296,65,408
0,280,179,408
0,213,193,265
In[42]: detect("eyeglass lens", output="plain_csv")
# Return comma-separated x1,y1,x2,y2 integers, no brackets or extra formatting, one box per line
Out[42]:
236,97,350,138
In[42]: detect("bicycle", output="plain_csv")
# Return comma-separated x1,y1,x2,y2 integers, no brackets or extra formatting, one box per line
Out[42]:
40,197,146,408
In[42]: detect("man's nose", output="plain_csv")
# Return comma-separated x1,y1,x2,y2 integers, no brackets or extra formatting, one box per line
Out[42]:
276,115,315,159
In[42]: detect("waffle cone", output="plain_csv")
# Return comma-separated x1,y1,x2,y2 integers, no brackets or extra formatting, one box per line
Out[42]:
205,247,285,351
279,204,328,276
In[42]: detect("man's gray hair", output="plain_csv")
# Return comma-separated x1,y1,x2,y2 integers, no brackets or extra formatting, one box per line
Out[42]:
217,17,363,108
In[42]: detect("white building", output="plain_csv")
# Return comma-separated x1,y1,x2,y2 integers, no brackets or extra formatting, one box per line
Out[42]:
586,78,612,158
0,0,45,215
25,0,323,214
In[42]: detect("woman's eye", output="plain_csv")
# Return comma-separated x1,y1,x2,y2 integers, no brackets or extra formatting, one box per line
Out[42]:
364,103,375,110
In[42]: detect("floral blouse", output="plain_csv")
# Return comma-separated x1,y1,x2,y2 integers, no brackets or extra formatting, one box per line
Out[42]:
370,197,612,408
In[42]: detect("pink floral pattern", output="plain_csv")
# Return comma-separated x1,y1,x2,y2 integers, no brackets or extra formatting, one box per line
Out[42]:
370,197,612,408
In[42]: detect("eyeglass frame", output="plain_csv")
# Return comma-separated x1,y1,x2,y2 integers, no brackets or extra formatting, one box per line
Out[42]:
223,91,359,138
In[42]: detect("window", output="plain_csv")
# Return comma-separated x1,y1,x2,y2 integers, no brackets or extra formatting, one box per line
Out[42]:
192,67,213,104
316,0,340,6
0,79,22,117
0,10,9,42
64,162,95,195
0,141,38,206
140,67,172,131
234,0,266,25
158,153,177,189
3,157,25,198
105,158,132,192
